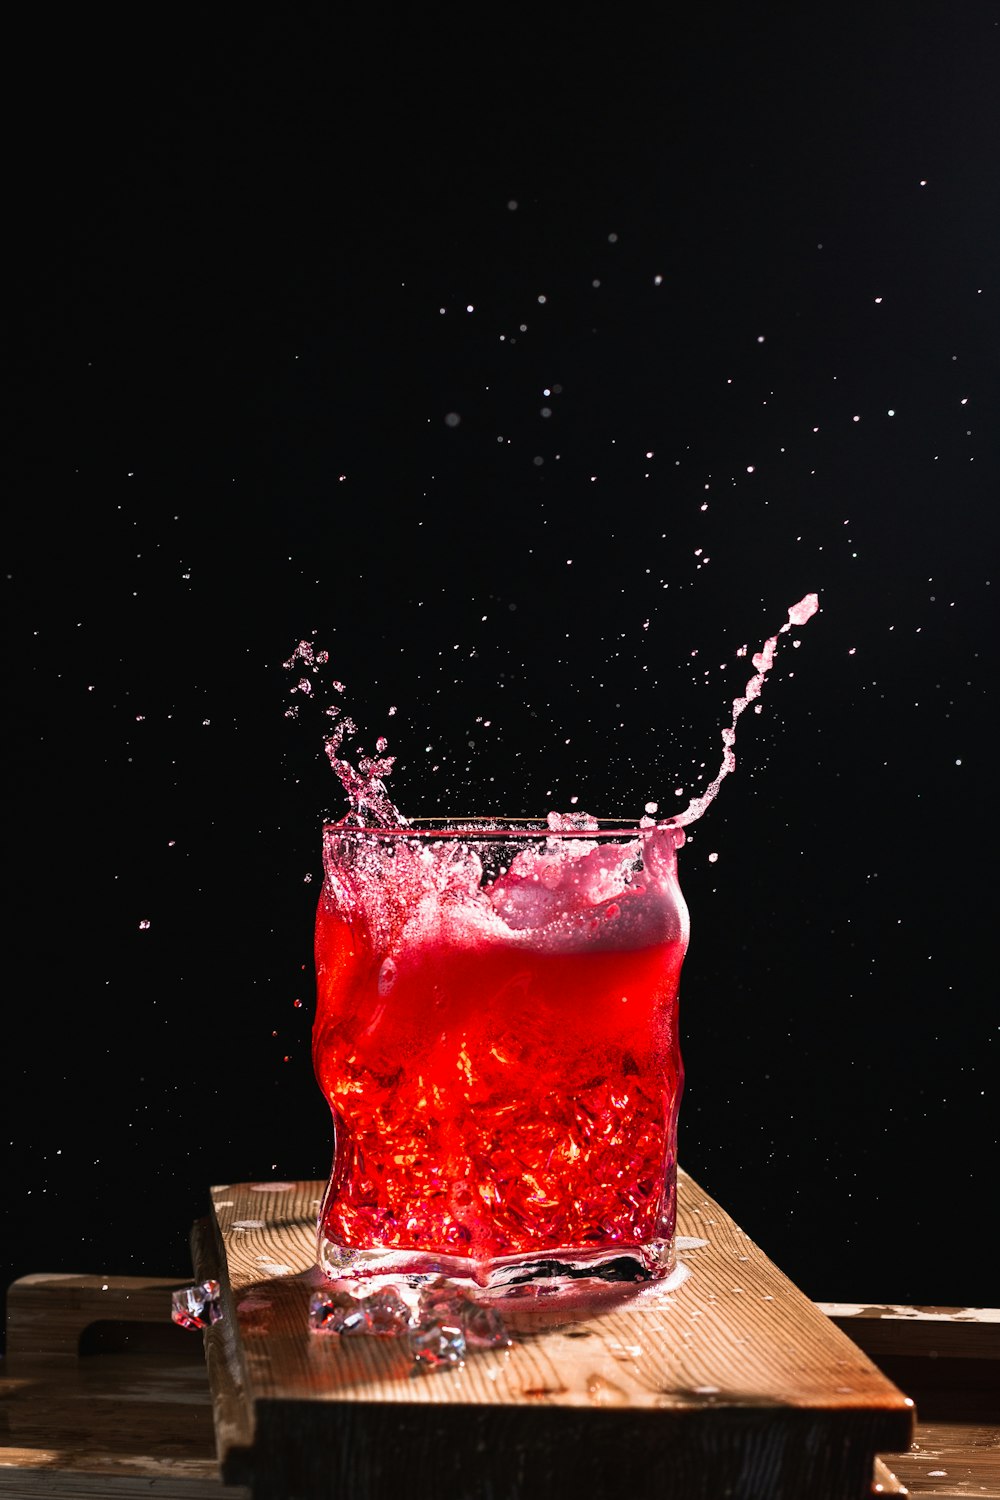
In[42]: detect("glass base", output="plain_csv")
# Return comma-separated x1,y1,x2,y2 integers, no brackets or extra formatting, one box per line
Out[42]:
317,1233,676,1297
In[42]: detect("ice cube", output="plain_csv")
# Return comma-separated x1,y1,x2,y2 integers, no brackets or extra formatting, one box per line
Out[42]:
487,833,642,933
572,843,637,905
463,1302,513,1350
410,1283,512,1360
423,840,484,897
406,1282,473,1368
408,1316,467,1368
171,1279,222,1330
416,1283,466,1317
362,1286,413,1335
308,1288,370,1335
487,870,568,930
545,811,599,831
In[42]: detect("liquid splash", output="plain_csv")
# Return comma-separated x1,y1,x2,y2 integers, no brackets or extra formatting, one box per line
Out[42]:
283,639,403,827
323,718,402,828
284,592,819,830
668,592,819,828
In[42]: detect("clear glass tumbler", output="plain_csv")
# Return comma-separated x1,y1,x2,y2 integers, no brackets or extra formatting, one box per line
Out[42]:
313,818,688,1291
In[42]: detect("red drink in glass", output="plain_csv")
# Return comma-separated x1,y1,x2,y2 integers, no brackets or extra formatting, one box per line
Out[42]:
313,818,688,1290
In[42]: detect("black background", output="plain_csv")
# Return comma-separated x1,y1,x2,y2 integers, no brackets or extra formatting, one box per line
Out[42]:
4,7,998,1349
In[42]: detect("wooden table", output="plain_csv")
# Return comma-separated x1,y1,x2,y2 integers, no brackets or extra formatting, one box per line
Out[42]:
2,1168,997,1498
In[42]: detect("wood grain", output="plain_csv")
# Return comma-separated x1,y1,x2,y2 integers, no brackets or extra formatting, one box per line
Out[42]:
201,1167,915,1499
819,1302,1000,1363
1,1276,241,1497
821,1303,1000,1499
897,1419,1000,1499
3,1244,996,1496
5,1273,192,1368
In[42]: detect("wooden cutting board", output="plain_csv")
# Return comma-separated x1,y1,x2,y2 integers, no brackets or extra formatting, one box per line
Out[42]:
195,1167,914,1499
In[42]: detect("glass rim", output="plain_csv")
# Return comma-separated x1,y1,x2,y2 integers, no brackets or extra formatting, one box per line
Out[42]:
321,817,678,840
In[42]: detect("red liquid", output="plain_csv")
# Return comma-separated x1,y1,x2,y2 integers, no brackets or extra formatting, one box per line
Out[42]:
313,841,686,1275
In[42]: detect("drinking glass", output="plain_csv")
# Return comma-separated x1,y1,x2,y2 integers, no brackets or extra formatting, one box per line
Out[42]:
313,818,688,1291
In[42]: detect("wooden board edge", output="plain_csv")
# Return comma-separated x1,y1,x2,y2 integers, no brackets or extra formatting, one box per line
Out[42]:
818,1302,1000,1363
190,1214,256,1472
